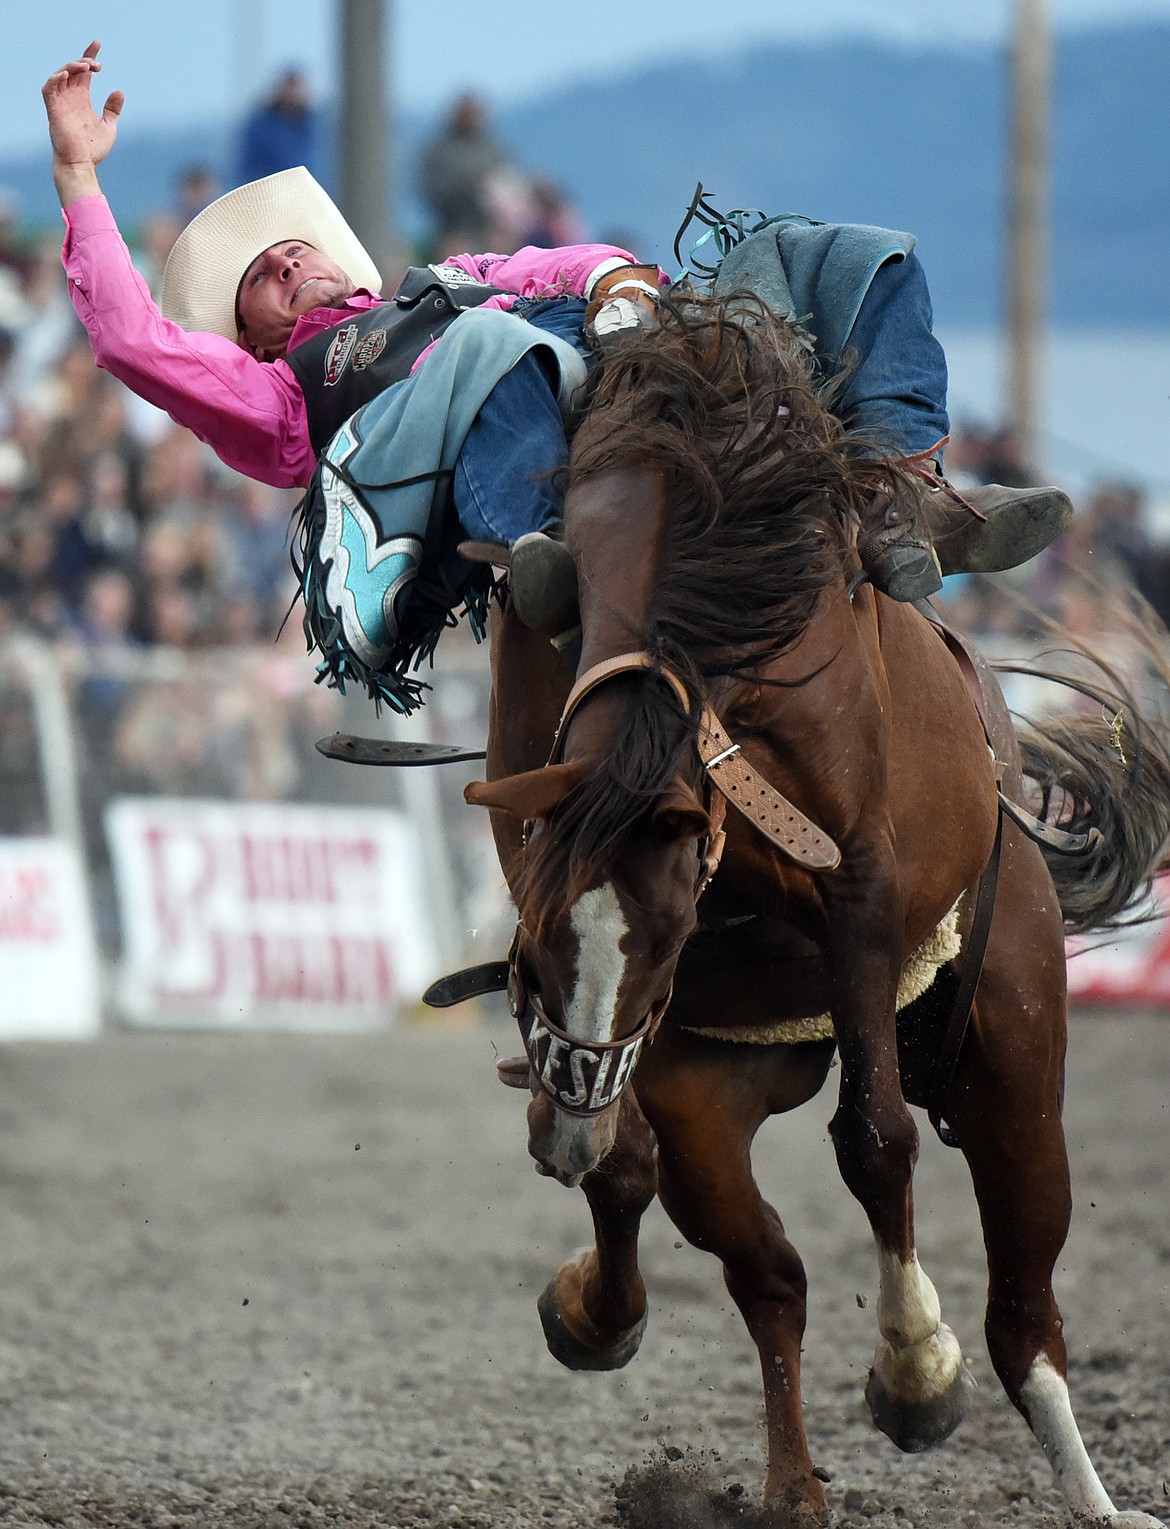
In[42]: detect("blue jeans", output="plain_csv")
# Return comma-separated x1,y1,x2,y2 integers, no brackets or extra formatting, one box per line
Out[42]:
832,250,950,463
453,298,590,545
453,263,951,548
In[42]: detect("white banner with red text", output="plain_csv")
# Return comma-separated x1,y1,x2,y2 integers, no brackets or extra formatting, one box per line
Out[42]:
106,797,439,1030
1065,874,1170,1007
0,837,101,1040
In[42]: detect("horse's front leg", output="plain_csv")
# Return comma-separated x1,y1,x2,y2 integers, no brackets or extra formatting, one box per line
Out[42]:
637,1026,837,1526
824,839,974,1451
538,1088,658,1371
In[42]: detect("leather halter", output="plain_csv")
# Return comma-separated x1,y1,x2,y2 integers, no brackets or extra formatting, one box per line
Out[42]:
508,651,841,1117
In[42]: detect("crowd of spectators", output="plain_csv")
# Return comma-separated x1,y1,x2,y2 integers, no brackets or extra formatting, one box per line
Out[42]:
0,249,297,659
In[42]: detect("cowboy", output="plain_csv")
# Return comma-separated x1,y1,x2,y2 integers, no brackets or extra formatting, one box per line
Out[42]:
43,43,1070,704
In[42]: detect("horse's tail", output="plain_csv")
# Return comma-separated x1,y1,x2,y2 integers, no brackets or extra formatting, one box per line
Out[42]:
1002,605,1170,936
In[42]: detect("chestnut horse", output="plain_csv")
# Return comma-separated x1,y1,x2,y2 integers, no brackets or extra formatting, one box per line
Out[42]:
462,298,1170,1527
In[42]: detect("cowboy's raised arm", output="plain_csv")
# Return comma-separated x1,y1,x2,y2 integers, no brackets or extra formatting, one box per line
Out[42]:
42,43,316,488
43,40,123,208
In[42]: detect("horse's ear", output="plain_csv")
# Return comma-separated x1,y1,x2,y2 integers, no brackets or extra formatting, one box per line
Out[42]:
652,780,712,842
464,760,587,820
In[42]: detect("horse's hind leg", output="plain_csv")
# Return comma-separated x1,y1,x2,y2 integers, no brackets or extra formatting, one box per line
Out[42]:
948,907,1165,1528
637,1029,837,1526
538,1088,658,1371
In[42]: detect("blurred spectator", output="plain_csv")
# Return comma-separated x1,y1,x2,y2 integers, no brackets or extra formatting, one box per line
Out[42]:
219,475,298,627
8,234,81,402
113,676,234,796
74,565,137,650
7,510,66,636
39,463,92,602
1085,482,1147,577
135,212,183,294
0,190,32,289
82,451,139,566
175,164,218,224
418,96,590,258
522,178,586,249
946,421,1035,489
237,68,321,185
68,566,140,724
0,329,17,439
419,93,511,256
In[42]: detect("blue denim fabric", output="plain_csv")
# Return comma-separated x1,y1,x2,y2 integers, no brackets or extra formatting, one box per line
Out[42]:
513,296,592,358
452,298,591,545
831,250,950,463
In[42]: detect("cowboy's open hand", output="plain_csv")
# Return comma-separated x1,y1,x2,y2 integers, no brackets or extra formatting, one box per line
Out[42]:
43,41,123,171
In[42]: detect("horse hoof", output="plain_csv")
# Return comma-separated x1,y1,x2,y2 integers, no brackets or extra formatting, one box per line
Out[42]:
865,1323,975,1453
763,1477,830,1528
537,1256,647,1372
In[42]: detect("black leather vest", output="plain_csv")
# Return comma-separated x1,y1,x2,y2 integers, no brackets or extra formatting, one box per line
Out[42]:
285,265,505,454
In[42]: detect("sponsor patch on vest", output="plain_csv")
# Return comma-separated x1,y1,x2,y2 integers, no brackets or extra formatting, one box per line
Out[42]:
352,328,389,371
324,323,359,386
430,262,481,286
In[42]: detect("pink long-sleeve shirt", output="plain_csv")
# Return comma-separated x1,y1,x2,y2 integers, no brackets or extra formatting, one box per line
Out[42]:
63,194,649,490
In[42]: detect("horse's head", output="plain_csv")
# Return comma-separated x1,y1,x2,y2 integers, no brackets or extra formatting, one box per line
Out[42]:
471,297,879,1184
466,753,719,1184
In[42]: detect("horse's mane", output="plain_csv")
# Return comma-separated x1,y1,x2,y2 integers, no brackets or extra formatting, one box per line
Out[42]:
517,292,890,934
571,290,886,684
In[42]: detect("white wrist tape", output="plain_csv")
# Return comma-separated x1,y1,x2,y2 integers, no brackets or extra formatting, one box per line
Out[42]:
583,256,634,299
607,278,661,301
591,296,650,337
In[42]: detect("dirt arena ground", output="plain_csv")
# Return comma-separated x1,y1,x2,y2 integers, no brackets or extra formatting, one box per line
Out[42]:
0,1008,1166,1529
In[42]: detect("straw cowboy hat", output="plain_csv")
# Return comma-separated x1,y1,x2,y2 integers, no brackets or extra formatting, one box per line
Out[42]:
160,166,381,340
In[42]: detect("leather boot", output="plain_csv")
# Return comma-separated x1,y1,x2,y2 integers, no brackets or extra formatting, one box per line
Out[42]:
508,531,580,637
933,483,1074,575
859,473,1073,602
856,490,943,602
457,531,582,666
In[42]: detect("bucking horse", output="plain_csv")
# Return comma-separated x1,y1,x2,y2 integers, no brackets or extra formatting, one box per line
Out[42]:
413,293,1170,1526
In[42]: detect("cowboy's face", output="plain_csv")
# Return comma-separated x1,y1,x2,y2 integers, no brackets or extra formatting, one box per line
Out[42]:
236,241,354,360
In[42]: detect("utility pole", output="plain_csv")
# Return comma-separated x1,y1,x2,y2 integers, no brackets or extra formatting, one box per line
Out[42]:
232,0,264,136
338,0,394,278
1006,0,1051,474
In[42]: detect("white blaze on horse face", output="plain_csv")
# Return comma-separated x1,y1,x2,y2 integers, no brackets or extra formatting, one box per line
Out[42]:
538,884,629,1181
566,884,630,1046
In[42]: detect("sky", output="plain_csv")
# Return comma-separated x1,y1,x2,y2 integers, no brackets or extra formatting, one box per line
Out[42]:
8,0,1170,157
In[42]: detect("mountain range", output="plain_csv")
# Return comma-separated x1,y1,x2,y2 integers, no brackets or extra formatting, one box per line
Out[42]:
5,21,1166,328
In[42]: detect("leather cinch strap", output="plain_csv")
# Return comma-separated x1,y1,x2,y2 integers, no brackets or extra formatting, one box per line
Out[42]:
913,603,1100,858
914,602,1098,1147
